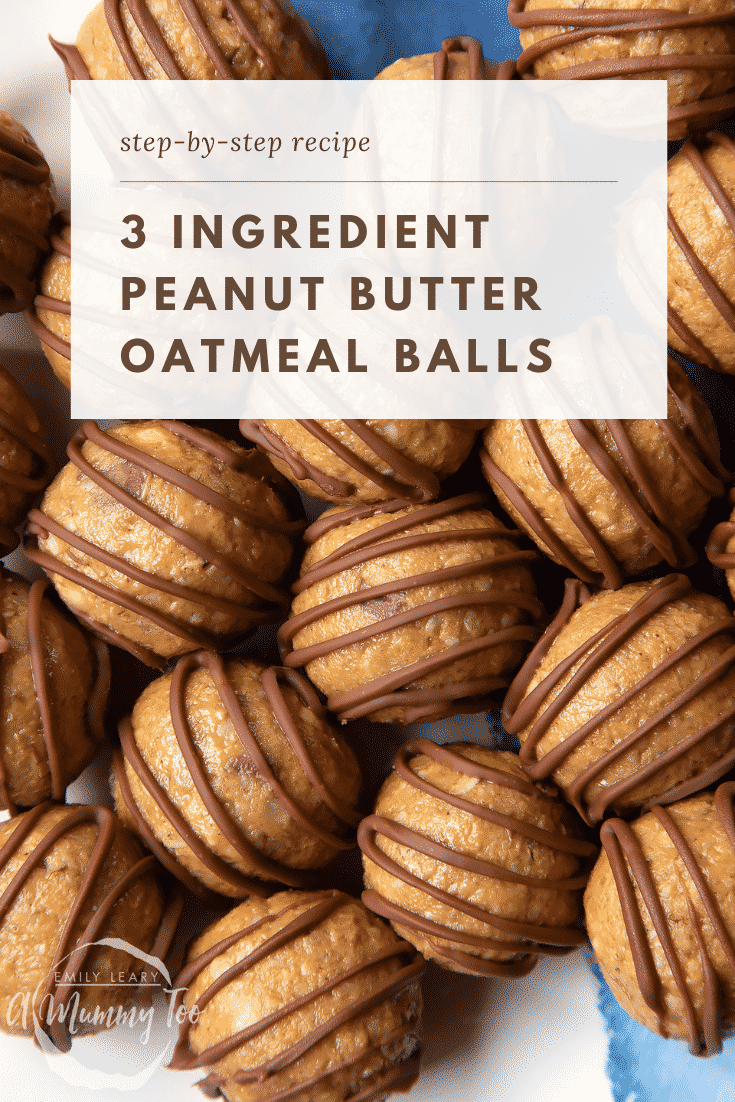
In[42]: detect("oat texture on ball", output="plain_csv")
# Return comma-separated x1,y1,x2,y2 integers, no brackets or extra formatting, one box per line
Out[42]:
279,492,544,725
375,35,499,80
25,420,301,667
0,113,54,316
0,571,109,815
112,652,361,900
169,889,424,1102
359,741,595,978
504,574,735,825
505,0,735,139
51,0,331,81
0,803,180,1051
480,359,729,589
585,783,735,1054
239,418,485,504
26,210,71,390
0,361,54,555
667,132,735,375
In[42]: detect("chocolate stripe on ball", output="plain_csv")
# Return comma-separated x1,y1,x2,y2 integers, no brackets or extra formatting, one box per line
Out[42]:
433,36,486,80
0,118,51,313
667,134,735,371
505,2,735,130
114,653,358,898
480,372,728,590
169,891,424,1099
51,0,327,82
279,493,543,723
0,803,181,1053
0,578,109,816
26,421,298,668
706,488,735,570
504,574,735,825
599,783,735,1056
26,210,71,362
240,419,442,503
359,740,594,978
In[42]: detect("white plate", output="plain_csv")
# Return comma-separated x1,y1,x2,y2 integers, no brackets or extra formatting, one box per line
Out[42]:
0,5,612,1101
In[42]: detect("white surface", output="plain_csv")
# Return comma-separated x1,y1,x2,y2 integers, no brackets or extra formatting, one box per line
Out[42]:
0,6,613,1101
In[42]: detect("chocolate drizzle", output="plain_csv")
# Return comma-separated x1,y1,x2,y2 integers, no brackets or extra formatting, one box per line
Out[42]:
26,210,71,363
0,118,51,313
480,368,729,590
169,891,424,1100
0,577,109,816
506,1,735,130
433,36,487,80
0,803,180,1053
504,575,735,826
114,653,359,900
667,133,735,371
25,420,299,668
239,419,457,503
358,741,594,978
51,0,330,82
599,783,735,1055
279,492,543,723
706,487,735,571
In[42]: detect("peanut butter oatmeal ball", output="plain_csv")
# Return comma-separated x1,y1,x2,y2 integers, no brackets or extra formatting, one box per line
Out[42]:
375,36,498,80
0,360,54,556
0,571,109,815
27,211,70,390
359,741,594,978
112,652,361,899
51,0,331,81
0,114,54,315
25,421,300,667
667,133,735,375
279,492,543,725
503,574,735,826
0,803,179,1050
506,0,735,140
480,360,728,589
585,784,735,1054
239,419,484,505
169,889,424,1102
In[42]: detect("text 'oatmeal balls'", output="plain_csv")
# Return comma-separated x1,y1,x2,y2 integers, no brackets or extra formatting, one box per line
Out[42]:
0,360,54,555
169,889,424,1102
503,574,735,827
112,652,361,900
0,113,54,315
239,418,485,505
279,492,544,725
0,571,109,815
585,784,735,1055
667,132,735,375
359,741,595,978
0,803,180,1052
26,210,71,390
506,0,735,139
51,0,331,82
375,35,499,80
480,359,729,590
25,420,301,668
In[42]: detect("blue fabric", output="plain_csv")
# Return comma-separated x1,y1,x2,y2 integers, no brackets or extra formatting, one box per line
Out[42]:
590,955,735,1101
290,0,520,79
